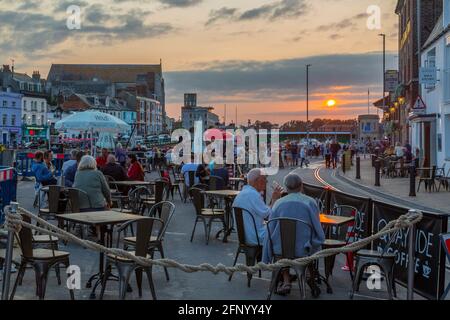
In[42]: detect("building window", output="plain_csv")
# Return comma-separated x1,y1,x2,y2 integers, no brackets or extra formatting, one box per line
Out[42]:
426,48,436,91
23,100,27,111
2,114,7,126
41,101,45,111
2,101,7,107
11,115,15,126
32,115,36,124
11,101,16,108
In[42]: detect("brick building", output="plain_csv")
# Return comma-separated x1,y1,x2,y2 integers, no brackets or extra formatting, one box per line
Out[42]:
395,0,442,144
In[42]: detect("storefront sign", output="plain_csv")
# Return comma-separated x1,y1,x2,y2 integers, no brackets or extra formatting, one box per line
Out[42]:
420,67,437,85
385,70,399,93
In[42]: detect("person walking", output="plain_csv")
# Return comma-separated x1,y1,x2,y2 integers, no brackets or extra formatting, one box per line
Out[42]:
299,146,308,168
330,140,341,169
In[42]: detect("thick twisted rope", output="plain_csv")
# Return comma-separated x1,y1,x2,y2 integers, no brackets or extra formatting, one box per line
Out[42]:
4,206,422,276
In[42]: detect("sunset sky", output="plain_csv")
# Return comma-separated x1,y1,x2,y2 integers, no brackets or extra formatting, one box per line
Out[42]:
0,0,399,125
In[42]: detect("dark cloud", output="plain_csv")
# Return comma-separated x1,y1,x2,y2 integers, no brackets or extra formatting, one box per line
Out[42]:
315,13,367,32
17,0,41,10
0,10,173,56
164,52,397,104
158,0,203,7
205,0,309,26
205,7,238,26
52,0,89,13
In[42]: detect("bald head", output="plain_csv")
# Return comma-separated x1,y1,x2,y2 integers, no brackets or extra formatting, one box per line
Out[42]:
107,154,116,164
247,168,267,193
283,173,303,194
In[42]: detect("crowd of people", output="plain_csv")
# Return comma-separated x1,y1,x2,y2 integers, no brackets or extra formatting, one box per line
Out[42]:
31,143,152,212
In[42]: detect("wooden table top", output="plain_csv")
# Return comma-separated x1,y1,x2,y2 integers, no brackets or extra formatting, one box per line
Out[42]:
111,181,155,186
320,214,354,226
57,211,144,226
203,190,241,197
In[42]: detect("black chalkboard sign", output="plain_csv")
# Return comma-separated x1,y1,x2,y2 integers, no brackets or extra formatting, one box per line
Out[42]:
372,200,448,300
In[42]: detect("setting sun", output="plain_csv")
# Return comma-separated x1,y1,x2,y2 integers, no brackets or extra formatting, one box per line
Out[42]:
326,99,337,107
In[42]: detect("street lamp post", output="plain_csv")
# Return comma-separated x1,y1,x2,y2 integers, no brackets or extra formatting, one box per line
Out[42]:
306,64,311,154
379,33,386,119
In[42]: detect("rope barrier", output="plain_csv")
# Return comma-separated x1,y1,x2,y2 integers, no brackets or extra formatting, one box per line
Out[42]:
4,206,422,276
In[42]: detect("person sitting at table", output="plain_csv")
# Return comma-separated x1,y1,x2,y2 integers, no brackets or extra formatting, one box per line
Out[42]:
233,168,283,246
62,149,78,173
210,161,229,190
73,155,112,211
195,163,210,184
262,173,325,295
102,154,128,182
394,142,405,160
96,148,109,170
127,154,145,181
64,151,84,187
32,151,57,187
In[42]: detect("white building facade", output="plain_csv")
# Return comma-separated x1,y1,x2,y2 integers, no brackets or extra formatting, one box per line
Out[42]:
415,6,450,169
22,95,47,126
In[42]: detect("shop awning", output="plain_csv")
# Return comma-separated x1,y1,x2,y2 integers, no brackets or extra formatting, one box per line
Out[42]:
373,96,391,109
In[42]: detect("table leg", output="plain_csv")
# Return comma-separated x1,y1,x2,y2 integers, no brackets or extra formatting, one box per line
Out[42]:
222,198,234,243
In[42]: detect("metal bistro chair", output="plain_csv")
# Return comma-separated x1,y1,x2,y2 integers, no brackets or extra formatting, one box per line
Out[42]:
38,185,66,221
209,175,226,191
100,217,157,300
440,233,450,300
228,207,262,287
119,201,176,282
183,171,196,203
65,187,92,240
350,230,399,300
10,214,74,300
266,217,314,300
437,166,450,192
141,180,166,216
105,175,127,208
189,187,225,245
322,205,359,288
417,166,437,192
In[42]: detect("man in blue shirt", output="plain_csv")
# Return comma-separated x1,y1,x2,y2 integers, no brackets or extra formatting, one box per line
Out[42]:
232,168,283,245
263,173,325,295
64,151,84,187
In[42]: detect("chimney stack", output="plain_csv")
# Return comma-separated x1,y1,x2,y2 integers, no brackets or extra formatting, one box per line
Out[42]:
32,71,41,81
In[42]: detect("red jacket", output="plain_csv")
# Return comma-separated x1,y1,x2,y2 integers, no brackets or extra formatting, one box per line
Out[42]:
127,162,145,181
96,156,107,169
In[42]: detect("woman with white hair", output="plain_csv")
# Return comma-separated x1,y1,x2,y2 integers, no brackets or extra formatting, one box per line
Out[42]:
73,155,112,211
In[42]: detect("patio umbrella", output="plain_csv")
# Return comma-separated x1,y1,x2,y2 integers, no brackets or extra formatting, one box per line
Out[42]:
55,110,130,133
55,111,130,154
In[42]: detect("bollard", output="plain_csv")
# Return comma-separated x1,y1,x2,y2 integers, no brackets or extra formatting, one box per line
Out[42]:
409,165,416,197
342,155,346,174
407,209,417,300
374,160,381,187
2,202,18,300
356,156,361,180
